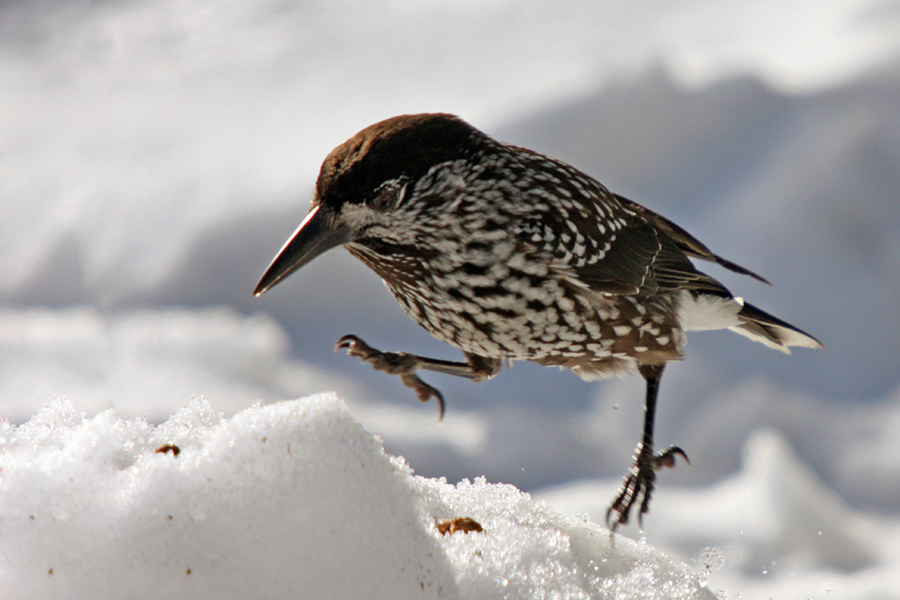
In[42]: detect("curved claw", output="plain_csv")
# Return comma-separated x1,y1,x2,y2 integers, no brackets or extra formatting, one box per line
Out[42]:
335,334,445,422
606,468,648,531
335,334,373,358
653,446,690,470
400,373,445,423
606,444,691,531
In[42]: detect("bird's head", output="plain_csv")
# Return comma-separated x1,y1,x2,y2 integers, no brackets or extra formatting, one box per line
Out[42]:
253,113,485,296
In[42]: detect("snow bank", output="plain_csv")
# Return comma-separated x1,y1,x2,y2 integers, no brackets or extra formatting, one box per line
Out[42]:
0,396,714,600
539,429,897,599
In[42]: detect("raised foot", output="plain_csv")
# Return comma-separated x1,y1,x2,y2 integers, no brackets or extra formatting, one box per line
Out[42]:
335,334,445,421
606,444,689,532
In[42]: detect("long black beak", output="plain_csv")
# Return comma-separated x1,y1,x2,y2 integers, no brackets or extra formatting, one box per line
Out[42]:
253,205,352,296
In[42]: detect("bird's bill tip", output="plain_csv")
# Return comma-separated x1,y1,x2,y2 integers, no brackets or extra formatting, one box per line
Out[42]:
252,205,351,297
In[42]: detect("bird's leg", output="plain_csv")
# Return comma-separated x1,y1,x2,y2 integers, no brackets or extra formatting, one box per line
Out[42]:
335,334,501,422
606,363,690,531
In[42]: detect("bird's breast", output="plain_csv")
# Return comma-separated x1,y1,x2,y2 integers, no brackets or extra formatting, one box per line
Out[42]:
348,224,685,375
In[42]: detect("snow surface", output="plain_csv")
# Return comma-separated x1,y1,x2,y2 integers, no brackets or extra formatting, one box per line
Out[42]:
3,0,900,597
0,396,715,600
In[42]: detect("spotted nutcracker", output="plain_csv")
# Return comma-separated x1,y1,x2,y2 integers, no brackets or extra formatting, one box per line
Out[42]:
254,113,821,529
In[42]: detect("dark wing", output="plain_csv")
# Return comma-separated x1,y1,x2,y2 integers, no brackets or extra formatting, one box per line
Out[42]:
512,160,755,296
554,198,730,296
612,193,770,285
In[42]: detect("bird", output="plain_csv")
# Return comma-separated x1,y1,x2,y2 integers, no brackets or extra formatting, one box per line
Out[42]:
253,113,822,530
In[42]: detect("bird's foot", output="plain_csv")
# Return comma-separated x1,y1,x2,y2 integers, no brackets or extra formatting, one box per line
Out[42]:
606,443,689,531
335,334,445,421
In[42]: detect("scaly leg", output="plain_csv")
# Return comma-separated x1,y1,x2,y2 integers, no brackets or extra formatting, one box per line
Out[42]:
335,334,501,421
606,363,690,531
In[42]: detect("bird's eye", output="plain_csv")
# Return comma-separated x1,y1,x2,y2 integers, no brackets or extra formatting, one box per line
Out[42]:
368,180,407,211
369,190,394,211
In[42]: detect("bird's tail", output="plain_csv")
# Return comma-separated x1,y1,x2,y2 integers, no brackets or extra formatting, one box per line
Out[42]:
730,301,823,354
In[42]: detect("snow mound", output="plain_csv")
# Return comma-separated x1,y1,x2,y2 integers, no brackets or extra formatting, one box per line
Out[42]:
0,395,713,600
539,429,891,599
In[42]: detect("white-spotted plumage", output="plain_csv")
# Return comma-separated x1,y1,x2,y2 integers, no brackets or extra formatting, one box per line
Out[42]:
254,112,823,530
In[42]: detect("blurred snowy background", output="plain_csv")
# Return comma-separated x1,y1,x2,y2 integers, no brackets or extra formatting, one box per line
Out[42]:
2,0,900,597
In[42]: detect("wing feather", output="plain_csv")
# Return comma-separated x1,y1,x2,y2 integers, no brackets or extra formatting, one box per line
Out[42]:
507,150,760,298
